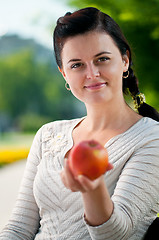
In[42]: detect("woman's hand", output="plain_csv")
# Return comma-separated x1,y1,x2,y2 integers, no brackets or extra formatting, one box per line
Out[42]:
60,158,114,226
60,158,113,193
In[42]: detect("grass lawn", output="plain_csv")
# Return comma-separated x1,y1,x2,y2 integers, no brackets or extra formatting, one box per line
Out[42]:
0,132,34,149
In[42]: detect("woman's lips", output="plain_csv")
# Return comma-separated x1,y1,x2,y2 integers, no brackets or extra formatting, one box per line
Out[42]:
84,82,107,90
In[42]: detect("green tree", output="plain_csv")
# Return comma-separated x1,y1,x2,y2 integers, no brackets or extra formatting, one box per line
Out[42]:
0,50,83,131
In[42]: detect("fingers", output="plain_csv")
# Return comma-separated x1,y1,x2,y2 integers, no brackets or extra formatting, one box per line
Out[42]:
76,175,103,192
60,159,86,192
106,162,114,171
60,158,113,193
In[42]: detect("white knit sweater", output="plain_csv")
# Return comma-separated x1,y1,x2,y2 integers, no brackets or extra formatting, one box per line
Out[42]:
0,117,159,240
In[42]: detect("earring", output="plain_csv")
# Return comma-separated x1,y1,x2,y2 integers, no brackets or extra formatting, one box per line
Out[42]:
123,70,129,78
65,82,71,91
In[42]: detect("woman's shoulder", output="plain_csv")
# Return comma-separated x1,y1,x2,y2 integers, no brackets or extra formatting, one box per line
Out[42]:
111,117,159,151
43,117,83,129
139,117,159,136
38,117,84,138
130,117,159,149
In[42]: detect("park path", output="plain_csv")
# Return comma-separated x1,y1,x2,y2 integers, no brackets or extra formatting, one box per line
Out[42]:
0,160,26,231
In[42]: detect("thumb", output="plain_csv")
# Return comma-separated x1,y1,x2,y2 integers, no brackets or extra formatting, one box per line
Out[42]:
106,162,113,171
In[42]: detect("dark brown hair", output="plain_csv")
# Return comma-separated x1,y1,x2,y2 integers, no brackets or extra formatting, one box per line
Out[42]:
53,7,159,121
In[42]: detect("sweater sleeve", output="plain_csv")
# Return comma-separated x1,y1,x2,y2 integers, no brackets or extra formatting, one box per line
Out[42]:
84,134,159,240
0,128,42,240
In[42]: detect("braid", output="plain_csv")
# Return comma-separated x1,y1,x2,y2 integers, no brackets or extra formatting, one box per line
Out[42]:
138,103,159,121
123,67,139,95
123,67,159,122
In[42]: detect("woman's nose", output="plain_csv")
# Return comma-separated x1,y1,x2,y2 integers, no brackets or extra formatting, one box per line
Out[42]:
86,64,100,79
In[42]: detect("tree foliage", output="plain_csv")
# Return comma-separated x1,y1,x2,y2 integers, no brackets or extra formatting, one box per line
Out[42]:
0,50,84,132
67,0,159,109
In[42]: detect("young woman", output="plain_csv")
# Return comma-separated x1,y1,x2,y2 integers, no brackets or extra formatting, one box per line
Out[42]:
0,7,159,240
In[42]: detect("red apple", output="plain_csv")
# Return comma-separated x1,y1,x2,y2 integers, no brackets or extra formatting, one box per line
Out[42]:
68,140,109,180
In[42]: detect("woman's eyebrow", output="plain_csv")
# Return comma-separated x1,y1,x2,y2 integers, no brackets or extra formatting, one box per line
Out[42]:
68,58,81,64
67,51,112,64
94,51,112,57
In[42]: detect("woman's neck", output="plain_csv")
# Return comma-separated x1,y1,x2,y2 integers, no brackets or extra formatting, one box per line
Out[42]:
84,100,141,132
72,99,142,147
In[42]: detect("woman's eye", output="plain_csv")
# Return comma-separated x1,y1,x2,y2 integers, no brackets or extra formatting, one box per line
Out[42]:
97,57,110,62
71,63,82,69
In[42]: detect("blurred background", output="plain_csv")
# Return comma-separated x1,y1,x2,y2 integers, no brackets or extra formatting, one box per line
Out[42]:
0,0,84,167
0,0,159,230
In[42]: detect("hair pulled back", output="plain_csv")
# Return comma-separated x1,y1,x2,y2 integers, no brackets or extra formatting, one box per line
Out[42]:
53,7,159,121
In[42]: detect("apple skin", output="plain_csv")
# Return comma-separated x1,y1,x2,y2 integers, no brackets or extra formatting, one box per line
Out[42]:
68,140,109,180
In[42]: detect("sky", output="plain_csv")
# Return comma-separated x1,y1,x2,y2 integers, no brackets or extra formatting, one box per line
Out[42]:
0,0,75,49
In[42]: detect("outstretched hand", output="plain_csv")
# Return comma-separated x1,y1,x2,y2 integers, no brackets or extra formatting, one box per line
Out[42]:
60,158,113,193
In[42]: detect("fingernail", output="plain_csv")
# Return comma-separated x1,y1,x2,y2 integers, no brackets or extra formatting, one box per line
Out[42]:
77,175,83,181
64,158,68,167
78,175,83,178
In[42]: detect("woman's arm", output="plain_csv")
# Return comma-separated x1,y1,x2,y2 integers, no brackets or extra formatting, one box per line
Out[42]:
0,128,42,240
60,136,159,240
80,176,114,226
61,159,113,226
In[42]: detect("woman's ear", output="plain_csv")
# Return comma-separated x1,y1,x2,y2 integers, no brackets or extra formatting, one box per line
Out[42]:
122,51,129,71
58,66,66,78
58,66,62,73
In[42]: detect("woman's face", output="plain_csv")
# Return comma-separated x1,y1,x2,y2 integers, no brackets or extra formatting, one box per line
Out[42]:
60,31,129,106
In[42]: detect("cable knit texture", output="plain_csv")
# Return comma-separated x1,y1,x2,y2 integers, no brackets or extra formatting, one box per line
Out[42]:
0,117,159,240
